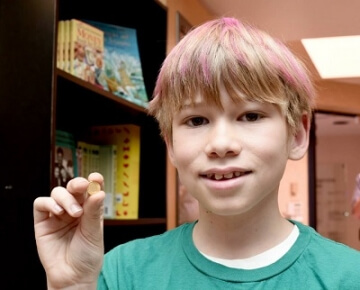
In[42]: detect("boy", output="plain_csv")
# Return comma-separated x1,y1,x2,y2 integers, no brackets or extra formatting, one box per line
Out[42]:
34,17,360,289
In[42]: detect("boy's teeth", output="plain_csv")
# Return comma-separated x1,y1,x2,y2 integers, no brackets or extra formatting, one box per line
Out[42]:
224,172,234,179
207,172,242,180
215,173,223,180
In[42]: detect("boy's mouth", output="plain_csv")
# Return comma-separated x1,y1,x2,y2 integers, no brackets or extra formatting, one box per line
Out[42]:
204,171,251,181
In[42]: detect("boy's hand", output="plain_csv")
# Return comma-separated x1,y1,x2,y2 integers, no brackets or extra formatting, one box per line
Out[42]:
33,172,105,289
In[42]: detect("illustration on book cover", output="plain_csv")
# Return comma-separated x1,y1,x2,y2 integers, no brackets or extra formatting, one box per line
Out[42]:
68,19,104,86
84,20,148,108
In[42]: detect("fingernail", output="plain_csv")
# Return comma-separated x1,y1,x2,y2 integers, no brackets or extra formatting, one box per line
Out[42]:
54,204,64,214
71,204,82,214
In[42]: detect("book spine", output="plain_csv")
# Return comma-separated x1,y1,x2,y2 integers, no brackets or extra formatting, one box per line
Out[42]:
69,19,77,76
63,20,70,73
99,144,117,219
89,143,100,173
114,125,140,219
111,145,118,218
55,130,78,187
57,21,64,69
76,142,83,177
77,141,90,178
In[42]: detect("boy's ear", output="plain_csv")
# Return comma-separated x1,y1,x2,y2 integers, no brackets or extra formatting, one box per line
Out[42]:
164,136,177,167
289,112,311,160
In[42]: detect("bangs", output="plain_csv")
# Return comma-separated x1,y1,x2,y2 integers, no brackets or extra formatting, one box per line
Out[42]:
157,19,289,113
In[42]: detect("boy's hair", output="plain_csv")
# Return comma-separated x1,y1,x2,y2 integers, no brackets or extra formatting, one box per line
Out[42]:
148,17,316,140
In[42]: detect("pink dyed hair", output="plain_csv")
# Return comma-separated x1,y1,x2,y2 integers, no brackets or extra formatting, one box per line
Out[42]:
148,17,316,139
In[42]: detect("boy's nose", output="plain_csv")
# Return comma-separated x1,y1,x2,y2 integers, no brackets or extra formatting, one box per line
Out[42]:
204,122,241,158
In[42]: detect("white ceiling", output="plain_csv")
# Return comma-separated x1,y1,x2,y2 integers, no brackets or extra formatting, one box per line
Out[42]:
199,0,360,42
199,0,360,136
200,0,360,83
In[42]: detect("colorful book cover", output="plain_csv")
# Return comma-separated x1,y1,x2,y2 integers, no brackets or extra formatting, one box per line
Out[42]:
55,130,78,188
89,124,140,219
83,20,148,108
69,19,104,87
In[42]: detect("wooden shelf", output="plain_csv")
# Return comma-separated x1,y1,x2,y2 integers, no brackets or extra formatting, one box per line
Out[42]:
56,68,147,113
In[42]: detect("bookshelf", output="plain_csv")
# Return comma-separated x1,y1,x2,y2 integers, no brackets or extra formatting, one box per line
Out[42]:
0,0,168,288
55,0,168,251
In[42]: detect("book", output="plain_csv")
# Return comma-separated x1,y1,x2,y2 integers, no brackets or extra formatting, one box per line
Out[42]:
76,141,89,177
89,124,140,219
99,144,117,219
63,20,70,72
89,143,100,174
56,21,64,69
76,141,118,218
68,19,104,86
55,130,78,188
83,20,148,108
76,141,102,178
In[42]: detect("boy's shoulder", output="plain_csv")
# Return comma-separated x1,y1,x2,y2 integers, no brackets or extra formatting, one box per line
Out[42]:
105,222,192,258
295,221,360,263
294,221,360,288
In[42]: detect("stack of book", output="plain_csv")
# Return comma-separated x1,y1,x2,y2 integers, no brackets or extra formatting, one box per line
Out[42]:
55,124,141,220
56,19,148,108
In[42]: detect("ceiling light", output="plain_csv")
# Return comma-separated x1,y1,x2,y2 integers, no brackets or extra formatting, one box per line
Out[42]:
301,35,360,79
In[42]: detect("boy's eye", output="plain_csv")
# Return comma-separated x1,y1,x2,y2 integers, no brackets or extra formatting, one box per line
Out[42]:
186,116,208,127
242,112,262,122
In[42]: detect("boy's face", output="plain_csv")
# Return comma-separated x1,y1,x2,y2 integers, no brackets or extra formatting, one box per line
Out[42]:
166,86,309,218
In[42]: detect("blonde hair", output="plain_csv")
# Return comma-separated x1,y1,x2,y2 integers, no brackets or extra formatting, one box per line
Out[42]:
148,17,316,139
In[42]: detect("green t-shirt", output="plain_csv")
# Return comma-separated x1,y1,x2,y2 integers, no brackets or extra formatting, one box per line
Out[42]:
98,221,360,289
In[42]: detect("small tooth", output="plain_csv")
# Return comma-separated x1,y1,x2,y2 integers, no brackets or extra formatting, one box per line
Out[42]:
234,171,241,177
207,173,212,179
214,174,223,180
224,172,234,179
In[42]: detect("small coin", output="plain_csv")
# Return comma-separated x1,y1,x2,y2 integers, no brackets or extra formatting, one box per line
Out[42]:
87,181,101,195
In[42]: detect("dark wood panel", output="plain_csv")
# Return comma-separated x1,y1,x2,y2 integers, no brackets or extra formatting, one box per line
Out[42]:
0,0,56,288
0,1,167,288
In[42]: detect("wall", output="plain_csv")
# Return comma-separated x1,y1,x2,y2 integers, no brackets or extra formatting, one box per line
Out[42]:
279,155,309,225
316,134,360,250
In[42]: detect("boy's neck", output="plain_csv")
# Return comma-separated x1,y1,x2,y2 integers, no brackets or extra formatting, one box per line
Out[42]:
192,206,293,259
